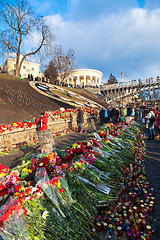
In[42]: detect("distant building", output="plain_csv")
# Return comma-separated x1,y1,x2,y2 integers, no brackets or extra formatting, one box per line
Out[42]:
3,57,42,79
0,65,6,73
64,68,103,87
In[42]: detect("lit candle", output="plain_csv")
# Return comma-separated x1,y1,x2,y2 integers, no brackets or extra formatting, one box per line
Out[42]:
146,225,152,237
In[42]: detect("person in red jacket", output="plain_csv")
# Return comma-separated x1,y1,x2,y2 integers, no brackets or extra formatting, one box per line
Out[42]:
35,112,48,131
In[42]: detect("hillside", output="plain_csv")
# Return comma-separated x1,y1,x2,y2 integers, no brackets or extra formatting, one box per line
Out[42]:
0,74,72,124
0,74,107,125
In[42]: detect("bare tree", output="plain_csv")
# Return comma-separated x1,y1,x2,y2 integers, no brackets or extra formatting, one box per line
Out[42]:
44,60,58,83
0,0,54,77
53,45,77,83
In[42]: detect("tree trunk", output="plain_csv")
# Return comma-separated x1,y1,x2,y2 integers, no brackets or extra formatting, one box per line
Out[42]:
16,66,21,78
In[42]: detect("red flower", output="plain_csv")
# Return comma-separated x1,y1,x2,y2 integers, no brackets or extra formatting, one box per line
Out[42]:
59,188,64,193
50,177,59,185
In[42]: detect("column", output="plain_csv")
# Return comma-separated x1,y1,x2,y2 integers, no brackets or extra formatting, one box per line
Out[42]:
77,75,80,86
97,78,99,87
91,76,93,86
71,77,74,86
95,77,97,86
84,75,86,86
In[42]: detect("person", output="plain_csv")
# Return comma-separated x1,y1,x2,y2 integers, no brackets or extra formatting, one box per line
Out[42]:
124,106,127,118
115,107,120,122
145,108,156,140
127,105,132,116
107,107,111,123
110,107,117,123
120,106,124,122
77,108,84,133
35,112,48,131
99,107,104,125
156,111,160,140
104,109,108,123
134,107,139,121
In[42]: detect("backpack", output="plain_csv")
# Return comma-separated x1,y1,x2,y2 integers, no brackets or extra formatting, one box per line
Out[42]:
150,115,156,123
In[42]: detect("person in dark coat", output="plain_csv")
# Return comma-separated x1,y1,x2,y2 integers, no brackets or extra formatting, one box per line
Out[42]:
77,108,84,133
127,105,132,116
110,107,117,123
99,107,104,125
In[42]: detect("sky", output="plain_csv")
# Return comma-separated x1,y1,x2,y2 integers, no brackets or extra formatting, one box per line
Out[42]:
1,0,160,82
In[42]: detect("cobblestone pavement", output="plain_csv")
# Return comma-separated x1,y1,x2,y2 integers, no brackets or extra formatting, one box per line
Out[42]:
144,137,160,240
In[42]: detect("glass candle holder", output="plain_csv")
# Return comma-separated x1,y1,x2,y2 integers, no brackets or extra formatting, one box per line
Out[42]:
102,222,108,232
136,219,142,231
108,224,114,236
125,202,130,210
146,225,152,237
115,218,120,227
141,220,146,231
107,211,112,218
149,204,154,214
96,222,102,232
117,226,123,237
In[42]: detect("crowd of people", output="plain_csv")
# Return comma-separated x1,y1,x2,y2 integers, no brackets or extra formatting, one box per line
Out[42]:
33,105,160,141
99,105,160,140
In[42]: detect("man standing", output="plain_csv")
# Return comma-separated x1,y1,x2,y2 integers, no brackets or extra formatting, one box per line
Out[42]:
145,108,156,140
77,108,84,133
99,107,105,125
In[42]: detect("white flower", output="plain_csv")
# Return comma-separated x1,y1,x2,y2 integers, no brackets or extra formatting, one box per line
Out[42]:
31,187,38,193
42,210,48,219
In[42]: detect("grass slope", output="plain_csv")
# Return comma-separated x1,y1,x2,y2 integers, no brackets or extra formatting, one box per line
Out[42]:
0,74,107,125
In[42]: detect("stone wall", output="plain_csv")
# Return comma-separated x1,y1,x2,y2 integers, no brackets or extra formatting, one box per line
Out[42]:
0,113,91,148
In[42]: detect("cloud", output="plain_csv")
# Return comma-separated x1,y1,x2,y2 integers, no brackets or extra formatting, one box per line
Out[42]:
46,7,160,81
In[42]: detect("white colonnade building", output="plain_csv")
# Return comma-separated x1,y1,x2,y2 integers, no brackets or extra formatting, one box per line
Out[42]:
64,69,103,87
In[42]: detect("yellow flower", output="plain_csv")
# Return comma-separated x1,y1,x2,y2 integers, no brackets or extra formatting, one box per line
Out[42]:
57,180,61,188
72,143,77,148
77,144,81,148
0,173,6,178
22,168,32,173
97,177,100,181
20,186,25,191
75,162,81,166
22,168,28,172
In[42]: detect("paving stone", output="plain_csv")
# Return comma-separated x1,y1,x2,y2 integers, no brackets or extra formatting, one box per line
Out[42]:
144,139,160,239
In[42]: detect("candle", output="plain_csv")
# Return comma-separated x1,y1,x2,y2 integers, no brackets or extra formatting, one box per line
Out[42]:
115,218,120,227
102,221,108,232
108,224,114,236
117,226,123,237
96,222,101,232
146,225,152,236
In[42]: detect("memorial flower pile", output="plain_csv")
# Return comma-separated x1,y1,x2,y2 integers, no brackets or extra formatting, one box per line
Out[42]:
0,107,96,134
0,121,155,239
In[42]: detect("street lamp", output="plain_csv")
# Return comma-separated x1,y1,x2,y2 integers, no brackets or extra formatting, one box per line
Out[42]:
121,72,127,105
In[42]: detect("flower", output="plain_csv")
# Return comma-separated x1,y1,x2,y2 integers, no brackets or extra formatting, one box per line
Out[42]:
59,188,64,193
